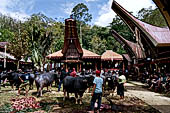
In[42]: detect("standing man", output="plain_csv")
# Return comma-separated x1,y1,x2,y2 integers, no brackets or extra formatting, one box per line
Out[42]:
58,66,66,92
89,70,103,113
18,69,30,96
117,70,126,99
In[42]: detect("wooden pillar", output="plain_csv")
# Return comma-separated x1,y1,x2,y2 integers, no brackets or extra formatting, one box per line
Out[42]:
85,62,87,69
101,61,103,70
77,63,79,72
123,61,125,72
95,62,97,70
65,63,68,70
54,61,56,69
80,63,82,72
50,62,52,70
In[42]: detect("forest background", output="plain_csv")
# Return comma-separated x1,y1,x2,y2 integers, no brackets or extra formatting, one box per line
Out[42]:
0,3,167,69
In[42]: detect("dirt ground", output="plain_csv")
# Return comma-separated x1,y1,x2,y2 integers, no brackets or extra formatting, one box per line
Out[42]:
0,83,161,113
125,81,170,113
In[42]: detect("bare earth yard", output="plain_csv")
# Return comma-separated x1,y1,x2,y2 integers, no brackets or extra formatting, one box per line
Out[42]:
0,82,166,113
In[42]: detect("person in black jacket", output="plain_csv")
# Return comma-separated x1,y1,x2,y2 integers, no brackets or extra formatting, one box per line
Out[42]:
58,66,66,92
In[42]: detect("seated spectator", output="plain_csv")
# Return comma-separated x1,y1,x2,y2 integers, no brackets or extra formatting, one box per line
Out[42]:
164,74,170,92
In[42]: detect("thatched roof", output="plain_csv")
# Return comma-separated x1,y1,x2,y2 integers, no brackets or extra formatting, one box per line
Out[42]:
82,48,100,59
101,50,123,61
46,50,63,59
47,48,100,59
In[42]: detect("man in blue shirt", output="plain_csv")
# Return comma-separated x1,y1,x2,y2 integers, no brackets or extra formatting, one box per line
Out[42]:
89,70,103,113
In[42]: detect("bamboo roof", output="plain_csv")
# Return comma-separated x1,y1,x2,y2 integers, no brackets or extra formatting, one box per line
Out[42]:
101,50,123,61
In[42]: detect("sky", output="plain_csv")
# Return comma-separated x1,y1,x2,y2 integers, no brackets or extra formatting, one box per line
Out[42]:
0,0,156,27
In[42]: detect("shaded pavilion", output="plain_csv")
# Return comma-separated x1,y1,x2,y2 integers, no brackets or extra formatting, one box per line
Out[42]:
111,1,170,72
101,50,123,69
47,48,101,71
47,18,101,71
153,0,170,29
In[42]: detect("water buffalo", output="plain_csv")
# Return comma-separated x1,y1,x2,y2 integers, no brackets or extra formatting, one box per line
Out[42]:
1,71,35,90
35,72,57,96
104,71,118,96
29,73,35,90
63,76,91,104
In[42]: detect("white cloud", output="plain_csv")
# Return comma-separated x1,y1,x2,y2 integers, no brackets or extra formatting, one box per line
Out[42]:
95,0,156,27
61,2,76,15
0,0,34,21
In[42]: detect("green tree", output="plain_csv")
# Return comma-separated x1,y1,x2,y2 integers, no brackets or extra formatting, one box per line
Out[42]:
137,7,167,27
90,36,106,55
25,13,64,70
70,3,92,23
109,15,134,42
8,21,30,70
70,3,92,45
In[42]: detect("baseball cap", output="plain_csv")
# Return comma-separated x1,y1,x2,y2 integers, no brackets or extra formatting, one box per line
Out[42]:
96,70,101,75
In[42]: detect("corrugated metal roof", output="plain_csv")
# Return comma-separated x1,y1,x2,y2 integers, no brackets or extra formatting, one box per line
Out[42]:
122,54,132,62
101,50,123,61
136,20,170,46
111,30,145,59
112,1,170,47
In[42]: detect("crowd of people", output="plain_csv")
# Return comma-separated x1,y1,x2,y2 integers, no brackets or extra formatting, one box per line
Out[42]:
140,68,170,93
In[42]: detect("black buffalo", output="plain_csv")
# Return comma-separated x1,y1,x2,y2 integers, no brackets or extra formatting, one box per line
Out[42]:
29,73,35,90
35,72,57,96
104,72,118,94
1,71,34,90
63,76,92,104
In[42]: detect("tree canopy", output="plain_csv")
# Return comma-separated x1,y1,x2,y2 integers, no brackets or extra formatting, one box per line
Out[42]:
0,4,167,70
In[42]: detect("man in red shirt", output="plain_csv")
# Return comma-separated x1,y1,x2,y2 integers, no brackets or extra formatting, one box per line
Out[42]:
70,68,77,77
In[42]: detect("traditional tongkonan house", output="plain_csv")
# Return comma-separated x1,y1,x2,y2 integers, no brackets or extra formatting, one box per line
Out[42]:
111,1,170,73
111,30,145,65
47,18,101,71
111,30,145,75
101,50,123,70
